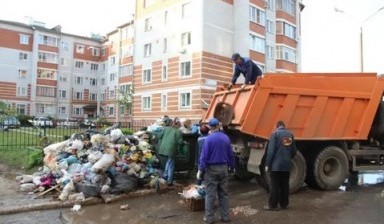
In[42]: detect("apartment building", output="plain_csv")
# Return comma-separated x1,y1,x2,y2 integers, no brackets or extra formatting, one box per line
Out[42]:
0,19,102,119
0,0,304,123
129,0,304,122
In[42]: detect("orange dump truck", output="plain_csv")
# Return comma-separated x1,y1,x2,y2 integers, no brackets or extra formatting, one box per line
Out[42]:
204,73,384,192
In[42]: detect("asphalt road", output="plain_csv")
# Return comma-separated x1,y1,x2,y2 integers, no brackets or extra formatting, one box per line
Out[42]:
1,170,384,224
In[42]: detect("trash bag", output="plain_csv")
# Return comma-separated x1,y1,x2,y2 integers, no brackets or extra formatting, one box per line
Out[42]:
75,181,102,198
109,173,138,194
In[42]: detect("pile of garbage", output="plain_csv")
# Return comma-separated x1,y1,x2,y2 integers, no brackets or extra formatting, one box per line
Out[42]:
17,126,166,201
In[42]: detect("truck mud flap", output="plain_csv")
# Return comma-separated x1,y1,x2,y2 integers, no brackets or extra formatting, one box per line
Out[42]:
247,148,265,175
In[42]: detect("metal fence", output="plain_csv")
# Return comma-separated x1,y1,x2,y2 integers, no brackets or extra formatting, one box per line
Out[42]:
0,121,153,148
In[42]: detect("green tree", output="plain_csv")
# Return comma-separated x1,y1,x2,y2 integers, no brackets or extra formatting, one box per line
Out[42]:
117,84,134,117
0,101,16,115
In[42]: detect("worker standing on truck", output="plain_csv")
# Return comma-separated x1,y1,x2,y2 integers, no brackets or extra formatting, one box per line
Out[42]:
264,120,297,211
197,118,235,224
228,53,263,90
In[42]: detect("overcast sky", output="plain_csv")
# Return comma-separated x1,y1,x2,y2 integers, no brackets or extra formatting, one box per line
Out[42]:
0,0,383,74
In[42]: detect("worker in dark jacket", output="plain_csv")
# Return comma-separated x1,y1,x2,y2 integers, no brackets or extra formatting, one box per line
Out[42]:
197,118,235,224
264,120,297,211
228,53,262,90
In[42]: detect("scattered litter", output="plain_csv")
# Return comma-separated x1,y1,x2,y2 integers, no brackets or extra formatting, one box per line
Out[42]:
120,204,130,210
231,205,258,217
71,204,81,211
339,186,347,191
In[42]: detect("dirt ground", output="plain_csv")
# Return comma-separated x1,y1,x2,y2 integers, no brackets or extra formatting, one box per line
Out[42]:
1,164,384,224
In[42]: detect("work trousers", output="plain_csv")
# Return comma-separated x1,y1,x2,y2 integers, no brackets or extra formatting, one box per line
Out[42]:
268,171,290,209
163,156,175,185
204,165,229,222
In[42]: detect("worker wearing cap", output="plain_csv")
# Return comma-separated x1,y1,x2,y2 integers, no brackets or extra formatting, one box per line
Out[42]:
197,118,235,224
228,53,263,90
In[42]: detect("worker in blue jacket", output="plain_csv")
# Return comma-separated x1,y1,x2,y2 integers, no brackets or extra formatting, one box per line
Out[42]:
264,120,297,211
228,53,262,90
197,118,235,224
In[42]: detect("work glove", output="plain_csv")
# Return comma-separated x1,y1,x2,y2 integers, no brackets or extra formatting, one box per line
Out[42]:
265,166,269,173
240,84,246,90
227,83,233,91
196,170,203,180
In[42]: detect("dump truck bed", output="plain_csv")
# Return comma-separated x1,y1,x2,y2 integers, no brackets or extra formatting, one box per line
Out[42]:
204,73,384,140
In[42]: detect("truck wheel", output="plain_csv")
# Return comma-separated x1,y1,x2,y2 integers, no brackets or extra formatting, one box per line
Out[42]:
289,150,306,193
258,150,306,193
313,146,349,190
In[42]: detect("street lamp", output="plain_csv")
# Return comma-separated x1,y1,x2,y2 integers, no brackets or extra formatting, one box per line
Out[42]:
335,6,384,72
360,6,384,72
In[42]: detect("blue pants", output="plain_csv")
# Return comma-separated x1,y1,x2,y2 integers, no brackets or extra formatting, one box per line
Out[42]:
204,165,229,222
163,157,175,184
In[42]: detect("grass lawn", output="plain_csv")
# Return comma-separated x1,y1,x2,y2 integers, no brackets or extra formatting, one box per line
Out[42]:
0,127,88,170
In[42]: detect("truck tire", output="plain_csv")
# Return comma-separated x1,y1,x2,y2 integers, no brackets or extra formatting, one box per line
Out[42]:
289,150,306,193
258,150,306,194
313,146,349,190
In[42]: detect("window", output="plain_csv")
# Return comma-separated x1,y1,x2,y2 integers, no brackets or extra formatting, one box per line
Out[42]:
90,78,97,86
91,63,98,71
122,45,133,58
110,90,115,99
101,63,106,71
37,69,56,79
276,0,296,16
120,64,133,77
101,78,106,85
142,96,151,111
61,58,68,66
90,93,97,101
19,53,28,61
145,17,152,31
18,70,27,79
122,27,134,39
161,93,167,111
61,41,69,50
38,35,59,46
181,32,191,47
110,73,116,81
74,92,83,100
75,61,84,68
179,91,191,109
20,34,29,45
36,103,45,114
182,2,191,19
91,47,100,56
110,56,116,66
266,45,274,59
76,45,85,54
266,20,274,33
276,21,296,39
276,45,296,63
37,86,56,97
74,77,83,85
17,86,27,96
164,11,168,25
143,69,152,84
101,93,105,101
249,5,266,26
249,34,265,53
143,0,155,8
38,52,58,63
267,0,275,10
162,65,168,81
144,43,152,57
163,38,168,53
108,106,114,116
58,107,67,115
101,48,106,56
180,61,191,77
73,107,83,116
17,104,26,115
59,90,67,98
59,76,67,82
